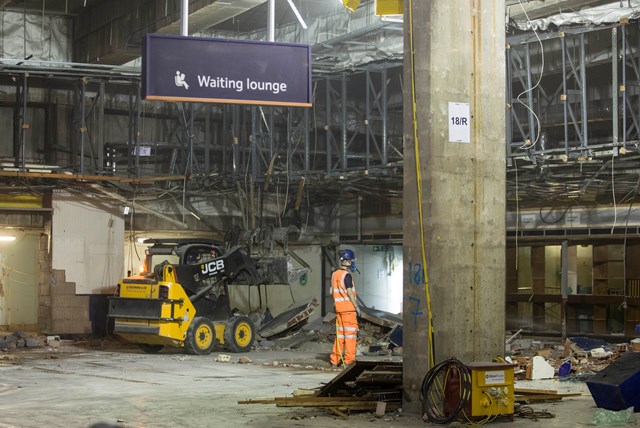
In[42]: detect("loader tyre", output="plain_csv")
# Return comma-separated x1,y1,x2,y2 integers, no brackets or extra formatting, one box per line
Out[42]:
224,315,255,353
185,317,216,355
139,344,164,354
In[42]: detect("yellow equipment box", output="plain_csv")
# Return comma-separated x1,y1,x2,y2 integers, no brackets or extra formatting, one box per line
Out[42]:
466,362,515,421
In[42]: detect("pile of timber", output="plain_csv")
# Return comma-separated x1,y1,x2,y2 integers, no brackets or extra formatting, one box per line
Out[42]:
239,360,402,419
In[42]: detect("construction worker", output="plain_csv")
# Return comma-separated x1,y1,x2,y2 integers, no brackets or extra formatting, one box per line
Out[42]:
330,249,360,368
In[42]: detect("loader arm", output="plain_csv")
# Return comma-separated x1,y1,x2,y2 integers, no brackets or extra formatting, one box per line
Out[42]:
171,246,263,296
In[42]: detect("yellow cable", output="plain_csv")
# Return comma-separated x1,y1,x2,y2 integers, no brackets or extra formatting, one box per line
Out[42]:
0,261,37,276
408,0,435,368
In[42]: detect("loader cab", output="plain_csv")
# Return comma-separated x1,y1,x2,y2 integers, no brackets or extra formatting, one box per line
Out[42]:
141,238,230,321
140,238,225,278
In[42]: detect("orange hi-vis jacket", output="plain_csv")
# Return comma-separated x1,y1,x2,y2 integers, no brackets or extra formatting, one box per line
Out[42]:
331,269,356,313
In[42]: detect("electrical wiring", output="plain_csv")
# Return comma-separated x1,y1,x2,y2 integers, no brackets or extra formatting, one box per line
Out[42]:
512,0,545,269
515,158,520,269
408,0,435,370
611,153,618,233
0,261,37,277
1,275,37,287
539,205,570,224
515,405,555,421
515,0,545,151
421,358,472,424
621,174,640,310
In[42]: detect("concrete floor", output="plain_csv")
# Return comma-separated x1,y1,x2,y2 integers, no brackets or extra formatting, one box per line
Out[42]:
0,341,621,428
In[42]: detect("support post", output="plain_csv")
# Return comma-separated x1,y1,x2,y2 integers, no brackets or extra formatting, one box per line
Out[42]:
205,104,211,172
403,0,506,412
98,81,105,173
381,68,388,167
180,0,188,36
341,75,348,170
325,78,332,175
612,28,619,147
304,108,310,173
80,79,86,173
561,240,569,340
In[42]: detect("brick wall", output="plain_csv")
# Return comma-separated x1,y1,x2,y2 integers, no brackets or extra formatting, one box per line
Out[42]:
38,233,92,334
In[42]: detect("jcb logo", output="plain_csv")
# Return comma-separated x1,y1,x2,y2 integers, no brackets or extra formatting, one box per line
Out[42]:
201,259,225,275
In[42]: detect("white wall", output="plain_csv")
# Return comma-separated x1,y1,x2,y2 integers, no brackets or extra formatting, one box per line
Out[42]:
0,231,39,326
345,245,403,314
229,244,404,318
52,193,124,294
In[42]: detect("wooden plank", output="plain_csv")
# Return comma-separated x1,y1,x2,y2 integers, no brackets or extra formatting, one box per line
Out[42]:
515,388,582,397
120,175,186,183
0,171,116,181
314,361,402,397
242,396,398,405
238,399,278,404
275,400,386,408
515,394,564,404
0,171,185,183
328,407,349,419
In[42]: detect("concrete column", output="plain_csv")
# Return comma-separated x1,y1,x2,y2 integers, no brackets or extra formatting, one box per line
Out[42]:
402,0,506,413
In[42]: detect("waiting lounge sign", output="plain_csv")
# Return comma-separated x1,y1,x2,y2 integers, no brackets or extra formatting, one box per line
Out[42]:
142,34,312,107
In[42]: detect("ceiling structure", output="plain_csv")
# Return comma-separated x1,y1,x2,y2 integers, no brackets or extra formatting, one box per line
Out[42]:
0,0,639,234
505,1,640,218
0,0,102,15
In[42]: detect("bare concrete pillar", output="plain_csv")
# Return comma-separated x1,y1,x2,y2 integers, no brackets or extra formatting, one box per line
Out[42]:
402,1,506,412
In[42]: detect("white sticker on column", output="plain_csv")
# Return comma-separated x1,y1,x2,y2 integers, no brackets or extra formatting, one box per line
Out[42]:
448,102,471,143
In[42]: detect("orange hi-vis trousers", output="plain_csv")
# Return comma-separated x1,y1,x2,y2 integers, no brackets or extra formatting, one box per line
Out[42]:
330,311,358,365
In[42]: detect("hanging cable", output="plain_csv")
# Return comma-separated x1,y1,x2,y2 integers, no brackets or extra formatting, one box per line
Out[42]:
611,153,618,233
515,0,545,151
621,174,640,310
515,159,519,269
408,0,436,370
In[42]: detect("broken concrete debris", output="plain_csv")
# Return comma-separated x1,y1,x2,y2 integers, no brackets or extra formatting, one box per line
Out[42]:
250,300,402,354
215,354,231,363
257,298,319,339
529,356,555,380
0,332,43,350
505,333,640,382
238,356,253,364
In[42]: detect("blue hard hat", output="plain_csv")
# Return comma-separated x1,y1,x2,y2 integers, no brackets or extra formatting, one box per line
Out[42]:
339,249,356,261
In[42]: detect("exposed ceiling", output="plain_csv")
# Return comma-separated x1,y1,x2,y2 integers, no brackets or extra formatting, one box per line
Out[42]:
0,0,638,222
0,0,102,15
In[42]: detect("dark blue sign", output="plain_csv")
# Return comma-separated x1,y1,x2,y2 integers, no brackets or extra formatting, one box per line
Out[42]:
142,34,312,107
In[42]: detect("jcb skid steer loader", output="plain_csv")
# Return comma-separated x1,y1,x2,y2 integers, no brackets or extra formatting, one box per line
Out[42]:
108,238,297,355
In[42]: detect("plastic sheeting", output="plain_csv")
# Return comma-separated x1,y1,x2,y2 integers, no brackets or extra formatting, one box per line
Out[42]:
0,10,71,61
200,2,403,72
509,0,640,31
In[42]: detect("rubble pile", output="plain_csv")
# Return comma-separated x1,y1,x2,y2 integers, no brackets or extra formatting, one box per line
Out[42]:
0,331,41,350
505,331,639,381
251,300,403,355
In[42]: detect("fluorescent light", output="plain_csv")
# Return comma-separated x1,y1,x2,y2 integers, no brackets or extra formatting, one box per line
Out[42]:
0,236,16,242
137,238,148,244
286,0,308,29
